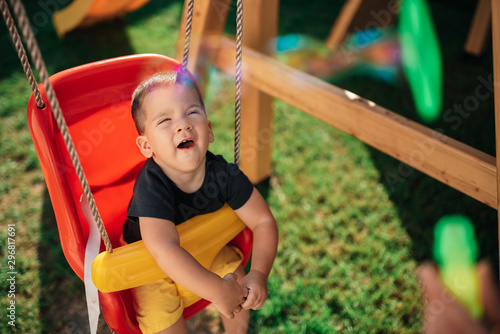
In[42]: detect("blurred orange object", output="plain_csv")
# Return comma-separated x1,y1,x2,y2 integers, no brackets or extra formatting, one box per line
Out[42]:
52,0,150,36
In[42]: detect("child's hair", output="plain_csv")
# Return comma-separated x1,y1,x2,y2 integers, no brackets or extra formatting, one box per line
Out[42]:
131,70,204,134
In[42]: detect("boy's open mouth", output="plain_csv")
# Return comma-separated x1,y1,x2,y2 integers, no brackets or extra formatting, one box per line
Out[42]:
177,139,195,149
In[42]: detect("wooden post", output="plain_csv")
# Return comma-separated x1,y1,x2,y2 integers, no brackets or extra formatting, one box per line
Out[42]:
175,0,231,92
326,0,398,51
239,0,278,183
492,0,500,277
464,0,492,56
326,0,363,50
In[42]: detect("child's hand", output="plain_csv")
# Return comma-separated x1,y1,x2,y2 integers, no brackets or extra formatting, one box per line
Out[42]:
213,273,249,319
419,261,500,334
241,270,268,310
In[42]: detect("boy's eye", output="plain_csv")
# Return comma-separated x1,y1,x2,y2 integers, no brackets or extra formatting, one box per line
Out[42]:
158,118,171,125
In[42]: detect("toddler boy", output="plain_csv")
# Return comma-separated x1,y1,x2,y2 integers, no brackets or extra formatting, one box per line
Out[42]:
123,70,278,334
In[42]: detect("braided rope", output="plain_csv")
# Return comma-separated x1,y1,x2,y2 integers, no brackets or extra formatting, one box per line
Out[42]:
9,0,113,253
234,0,243,166
1,0,44,108
181,0,195,72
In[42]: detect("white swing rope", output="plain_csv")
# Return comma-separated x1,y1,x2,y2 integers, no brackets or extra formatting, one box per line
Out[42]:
234,0,243,166
180,0,243,166
181,0,194,73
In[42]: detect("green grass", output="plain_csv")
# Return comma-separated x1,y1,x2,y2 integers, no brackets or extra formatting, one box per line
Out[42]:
0,0,498,333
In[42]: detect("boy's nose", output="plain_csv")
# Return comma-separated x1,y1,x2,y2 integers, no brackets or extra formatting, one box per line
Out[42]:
176,119,192,132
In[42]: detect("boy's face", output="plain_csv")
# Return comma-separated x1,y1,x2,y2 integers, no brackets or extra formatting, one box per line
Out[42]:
136,84,214,177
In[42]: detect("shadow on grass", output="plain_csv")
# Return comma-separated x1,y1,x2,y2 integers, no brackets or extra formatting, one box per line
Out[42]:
38,187,113,333
375,54,498,278
323,0,499,278
370,148,499,272
38,187,83,333
330,61,498,280
328,78,500,280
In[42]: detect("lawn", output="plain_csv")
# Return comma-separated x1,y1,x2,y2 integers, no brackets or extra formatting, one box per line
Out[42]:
0,0,498,333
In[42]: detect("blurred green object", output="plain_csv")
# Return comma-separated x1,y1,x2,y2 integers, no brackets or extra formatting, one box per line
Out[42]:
399,0,443,123
433,215,483,319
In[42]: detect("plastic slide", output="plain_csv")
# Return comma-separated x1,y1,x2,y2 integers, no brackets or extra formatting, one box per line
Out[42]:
52,0,150,36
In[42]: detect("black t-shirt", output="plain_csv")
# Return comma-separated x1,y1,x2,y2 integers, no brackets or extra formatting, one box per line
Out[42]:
123,151,254,243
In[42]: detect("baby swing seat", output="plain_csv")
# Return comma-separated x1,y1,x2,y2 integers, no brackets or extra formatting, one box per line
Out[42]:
27,53,252,333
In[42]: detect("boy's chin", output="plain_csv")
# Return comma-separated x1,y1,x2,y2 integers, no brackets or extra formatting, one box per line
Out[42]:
176,156,206,171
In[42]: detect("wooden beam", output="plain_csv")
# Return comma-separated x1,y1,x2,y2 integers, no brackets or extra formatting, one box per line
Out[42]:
214,37,498,208
238,0,278,184
464,0,492,56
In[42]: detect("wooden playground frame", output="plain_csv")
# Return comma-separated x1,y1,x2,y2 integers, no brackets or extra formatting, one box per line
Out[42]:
175,0,500,269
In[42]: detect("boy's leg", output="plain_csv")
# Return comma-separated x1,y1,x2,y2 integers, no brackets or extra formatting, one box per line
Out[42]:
220,265,250,334
153,316,189,334
221,308,249,334
131,276,186,334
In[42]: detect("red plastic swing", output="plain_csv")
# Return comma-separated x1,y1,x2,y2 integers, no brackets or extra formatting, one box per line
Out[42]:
27,53,253,333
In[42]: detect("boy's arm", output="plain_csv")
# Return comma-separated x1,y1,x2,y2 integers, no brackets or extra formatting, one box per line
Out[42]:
139,216,248,318
234,188,279,310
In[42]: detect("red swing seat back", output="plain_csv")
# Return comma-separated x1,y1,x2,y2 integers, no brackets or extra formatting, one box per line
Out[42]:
27,54,253,333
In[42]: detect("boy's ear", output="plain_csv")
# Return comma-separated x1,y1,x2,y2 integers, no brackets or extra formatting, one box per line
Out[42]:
208,120,214,143
136,135,153,158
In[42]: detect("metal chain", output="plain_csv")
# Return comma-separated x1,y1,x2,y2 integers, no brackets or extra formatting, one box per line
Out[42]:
8,0,113,253
234,0,243,166
0,0,44,108
181,0,195,73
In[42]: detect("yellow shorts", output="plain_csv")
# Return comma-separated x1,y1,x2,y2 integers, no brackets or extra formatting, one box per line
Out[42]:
131,245,243,334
